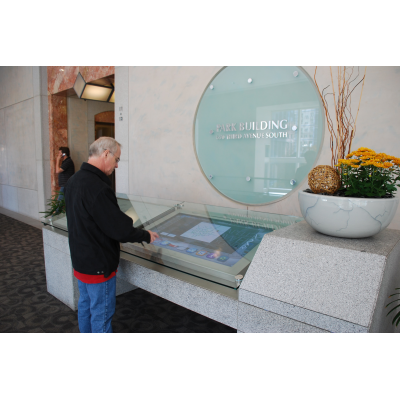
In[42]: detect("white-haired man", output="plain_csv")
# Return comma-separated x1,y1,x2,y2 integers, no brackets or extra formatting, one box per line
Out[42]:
65,137,159,333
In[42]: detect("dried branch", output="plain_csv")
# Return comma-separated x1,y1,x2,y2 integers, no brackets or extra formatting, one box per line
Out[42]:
314,66,367,167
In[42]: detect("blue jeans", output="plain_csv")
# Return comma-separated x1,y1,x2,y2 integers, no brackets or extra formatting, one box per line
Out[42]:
77,275,117,333
57,186,65,201
56,187,64,214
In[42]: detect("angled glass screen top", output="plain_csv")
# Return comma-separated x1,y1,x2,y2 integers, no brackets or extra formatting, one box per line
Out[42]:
194,66,324,205
42,194,303,290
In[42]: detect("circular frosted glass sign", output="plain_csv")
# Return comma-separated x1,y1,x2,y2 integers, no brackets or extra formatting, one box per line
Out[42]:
194,66,324,205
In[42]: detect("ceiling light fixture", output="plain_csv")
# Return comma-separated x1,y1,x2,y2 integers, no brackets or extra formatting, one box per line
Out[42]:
73,72,114,103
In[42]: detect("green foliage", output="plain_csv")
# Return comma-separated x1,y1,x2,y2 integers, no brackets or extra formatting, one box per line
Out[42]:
40,191,65,218
336,148,400,198
386,288,400,326
340,165,400,198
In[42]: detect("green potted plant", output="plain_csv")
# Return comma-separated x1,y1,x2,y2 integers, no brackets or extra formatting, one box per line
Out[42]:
386,288,400,327
40,190,66,219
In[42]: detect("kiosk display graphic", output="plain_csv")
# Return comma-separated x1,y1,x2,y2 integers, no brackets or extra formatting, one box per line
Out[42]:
150,213,272,268
181,222,231,243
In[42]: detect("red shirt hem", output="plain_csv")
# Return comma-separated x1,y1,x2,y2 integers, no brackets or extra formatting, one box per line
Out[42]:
74,269,117,284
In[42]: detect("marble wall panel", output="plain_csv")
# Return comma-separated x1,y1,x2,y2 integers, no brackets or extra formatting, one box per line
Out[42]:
2,185,18,212
87,120,95,148
36,160,46,214
17,187,39,219
0,66,33,109
32,66,41,98
40,94,50,163
47,67,80,95
115,66,129,162
81,66,114,84
116,160,129,194
34,96,43,161
0,108,8,185
43,157,51,205
5,99,37,190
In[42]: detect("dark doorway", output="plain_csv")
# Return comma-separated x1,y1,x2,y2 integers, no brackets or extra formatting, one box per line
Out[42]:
95,116,115,191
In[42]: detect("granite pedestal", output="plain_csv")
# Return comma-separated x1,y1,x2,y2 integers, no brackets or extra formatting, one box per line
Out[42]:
239,221,400,333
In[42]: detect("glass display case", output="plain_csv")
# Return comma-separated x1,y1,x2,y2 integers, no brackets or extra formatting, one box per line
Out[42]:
42,194,303,290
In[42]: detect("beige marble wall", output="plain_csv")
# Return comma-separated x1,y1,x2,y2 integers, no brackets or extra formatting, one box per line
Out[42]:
0,66,49,219
124,66,400,230
115,66,129,194
5,98,37,190
0,66,34,110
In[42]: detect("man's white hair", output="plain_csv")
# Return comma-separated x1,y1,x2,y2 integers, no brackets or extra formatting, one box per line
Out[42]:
89,137,121,158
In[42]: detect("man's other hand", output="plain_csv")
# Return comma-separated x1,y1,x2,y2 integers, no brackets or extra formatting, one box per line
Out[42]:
148,230,160,243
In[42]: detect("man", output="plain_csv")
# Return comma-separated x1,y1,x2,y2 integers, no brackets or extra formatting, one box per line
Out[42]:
65,137,159,333
55,147,75,202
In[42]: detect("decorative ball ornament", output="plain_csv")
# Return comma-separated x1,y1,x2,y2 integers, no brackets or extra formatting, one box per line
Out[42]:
308,165,341,194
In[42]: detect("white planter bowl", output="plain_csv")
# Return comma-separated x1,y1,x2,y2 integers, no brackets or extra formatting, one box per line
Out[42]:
298,191,399,238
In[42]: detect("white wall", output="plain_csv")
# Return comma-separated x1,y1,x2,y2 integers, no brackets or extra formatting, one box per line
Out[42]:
67,97,114,171
115,66,400,230
0,66,50,220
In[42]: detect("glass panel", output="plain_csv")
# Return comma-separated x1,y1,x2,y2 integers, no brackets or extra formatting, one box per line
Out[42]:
118,199,303,289
73,72,86,98
81,84,113,102
194,66,324,205
109,91,115,103
42,195,303,289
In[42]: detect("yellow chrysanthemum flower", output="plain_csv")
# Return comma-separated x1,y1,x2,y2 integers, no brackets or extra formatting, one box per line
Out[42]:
357,147,375,153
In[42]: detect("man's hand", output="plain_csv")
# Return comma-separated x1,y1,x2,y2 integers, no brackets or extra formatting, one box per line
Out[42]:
56,151,62,165
148,230,160,243
55,150,64,173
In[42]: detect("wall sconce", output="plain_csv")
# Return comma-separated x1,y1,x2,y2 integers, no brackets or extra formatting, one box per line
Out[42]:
73,72,115,103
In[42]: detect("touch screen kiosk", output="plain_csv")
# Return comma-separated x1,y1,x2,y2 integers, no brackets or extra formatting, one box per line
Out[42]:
43,195,303,291
118,197,303,289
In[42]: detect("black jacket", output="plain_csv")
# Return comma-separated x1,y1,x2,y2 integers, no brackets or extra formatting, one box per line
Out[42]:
65,162,150,277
